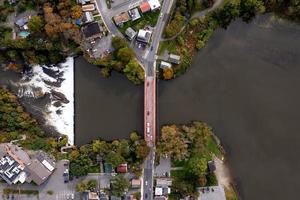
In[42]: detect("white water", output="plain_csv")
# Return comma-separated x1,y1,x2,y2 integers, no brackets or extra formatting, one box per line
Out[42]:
17,57,74,144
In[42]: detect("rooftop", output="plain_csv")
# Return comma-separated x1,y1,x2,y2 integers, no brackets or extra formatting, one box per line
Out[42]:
139,2,151,13
113,12,131,26
148,0,161,10
125,27,137,40
137,29,152,44
128,8,141,21
25,158,52,185
82,22,103,39
82,3,95,12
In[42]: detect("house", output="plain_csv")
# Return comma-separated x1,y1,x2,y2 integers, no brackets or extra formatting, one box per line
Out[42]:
128,8,141,21
78,0,90,4
137,29,152,44
83,191,100,200
198,186,226,200
148,0,161,11
125,27,137,41
0,144,55,186
0,143,30,185
131,178,141,188
155,187,170,196
99,192,109,200
15,17,29,29
139,2,151,13
82,3,95,12
168,54,181,64
82,12,94,24
160,61,172,69
208,160,216,173
82,22,103,41
116,163,127,173
113,12,131,26
156,178,172,187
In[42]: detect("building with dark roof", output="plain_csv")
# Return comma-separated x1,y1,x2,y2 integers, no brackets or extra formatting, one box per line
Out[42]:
82,22,103,41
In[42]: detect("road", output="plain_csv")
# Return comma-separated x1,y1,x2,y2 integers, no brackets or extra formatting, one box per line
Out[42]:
96,0,175,199
142,1,174,200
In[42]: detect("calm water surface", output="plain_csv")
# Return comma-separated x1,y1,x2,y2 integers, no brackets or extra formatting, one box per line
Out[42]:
75,15,300,199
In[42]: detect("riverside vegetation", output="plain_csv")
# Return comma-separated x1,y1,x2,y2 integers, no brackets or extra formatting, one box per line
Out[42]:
159,0,300,79
157,121,238,199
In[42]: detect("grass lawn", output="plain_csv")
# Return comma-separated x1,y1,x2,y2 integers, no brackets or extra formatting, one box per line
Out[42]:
4,30,12,40
118,10,160,34
158,40,178,55
171,159,186,168
88,165,101,173
206,137,222,158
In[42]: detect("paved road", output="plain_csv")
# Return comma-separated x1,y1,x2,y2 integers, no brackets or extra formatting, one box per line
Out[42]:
142,1,174,200
96,1,175,199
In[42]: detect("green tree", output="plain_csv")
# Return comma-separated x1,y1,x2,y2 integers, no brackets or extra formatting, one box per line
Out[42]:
28,16,44,33
105,152,125,168
112,36,127,50
123,59,144,85
186,155,208,176
240,0,265,22
111,175,130,197
117,47,135,63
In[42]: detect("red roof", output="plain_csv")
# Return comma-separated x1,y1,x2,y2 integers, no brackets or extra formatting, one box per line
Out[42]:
139,2,151,13
116,164,128,173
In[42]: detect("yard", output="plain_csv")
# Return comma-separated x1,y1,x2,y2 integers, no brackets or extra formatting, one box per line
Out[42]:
118,10,160,34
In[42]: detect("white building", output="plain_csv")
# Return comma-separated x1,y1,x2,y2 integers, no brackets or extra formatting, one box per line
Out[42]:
160,61,172,69
137,29,152,44
148,0,161,10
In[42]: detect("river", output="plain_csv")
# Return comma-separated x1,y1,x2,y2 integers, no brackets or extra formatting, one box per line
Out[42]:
75,14,300,199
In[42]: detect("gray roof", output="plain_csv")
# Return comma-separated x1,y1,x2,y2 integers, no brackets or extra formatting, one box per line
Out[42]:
0,155,23,184
16,18,28,27
25,159,52,185
125,27,137,40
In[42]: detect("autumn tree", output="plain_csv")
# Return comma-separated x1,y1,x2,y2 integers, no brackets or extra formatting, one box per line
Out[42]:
163,68,174,80
117,47,135,63
71,5,83,19
158,125,188,160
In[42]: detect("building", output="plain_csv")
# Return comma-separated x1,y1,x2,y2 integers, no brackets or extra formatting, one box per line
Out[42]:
148,0,161,11
116,163,128,173
78,0,90,4
137,29,152,44
131,178,141,188
156,178,172,187
83,191,100,200
82,3,95,12
82,22,103,41
198,186,226,200
0,143,30,185
155,187,171,196
82,12,94,24
113,12,131,26
160,61,172,69
139,2,151,13
0,144,55,185
15,17,29,30
125,27,137,41
168,54,181,64
128,8,141,21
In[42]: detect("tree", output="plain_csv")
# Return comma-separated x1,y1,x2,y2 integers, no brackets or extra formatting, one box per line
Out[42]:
70,154,92,177
76,181,88,192
92,140,111,157
117,47,135,63
240,0,265,22
105,152,125,168
123,59,144,85
135,141,150,160
186,155,208,176
130,131,140,143
87,179,98,190
112,36,127,50
158,125,188,161
28,16,44,33
163,68,174,80
111,175,130,197
100,67,111,77
71,5,83,19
